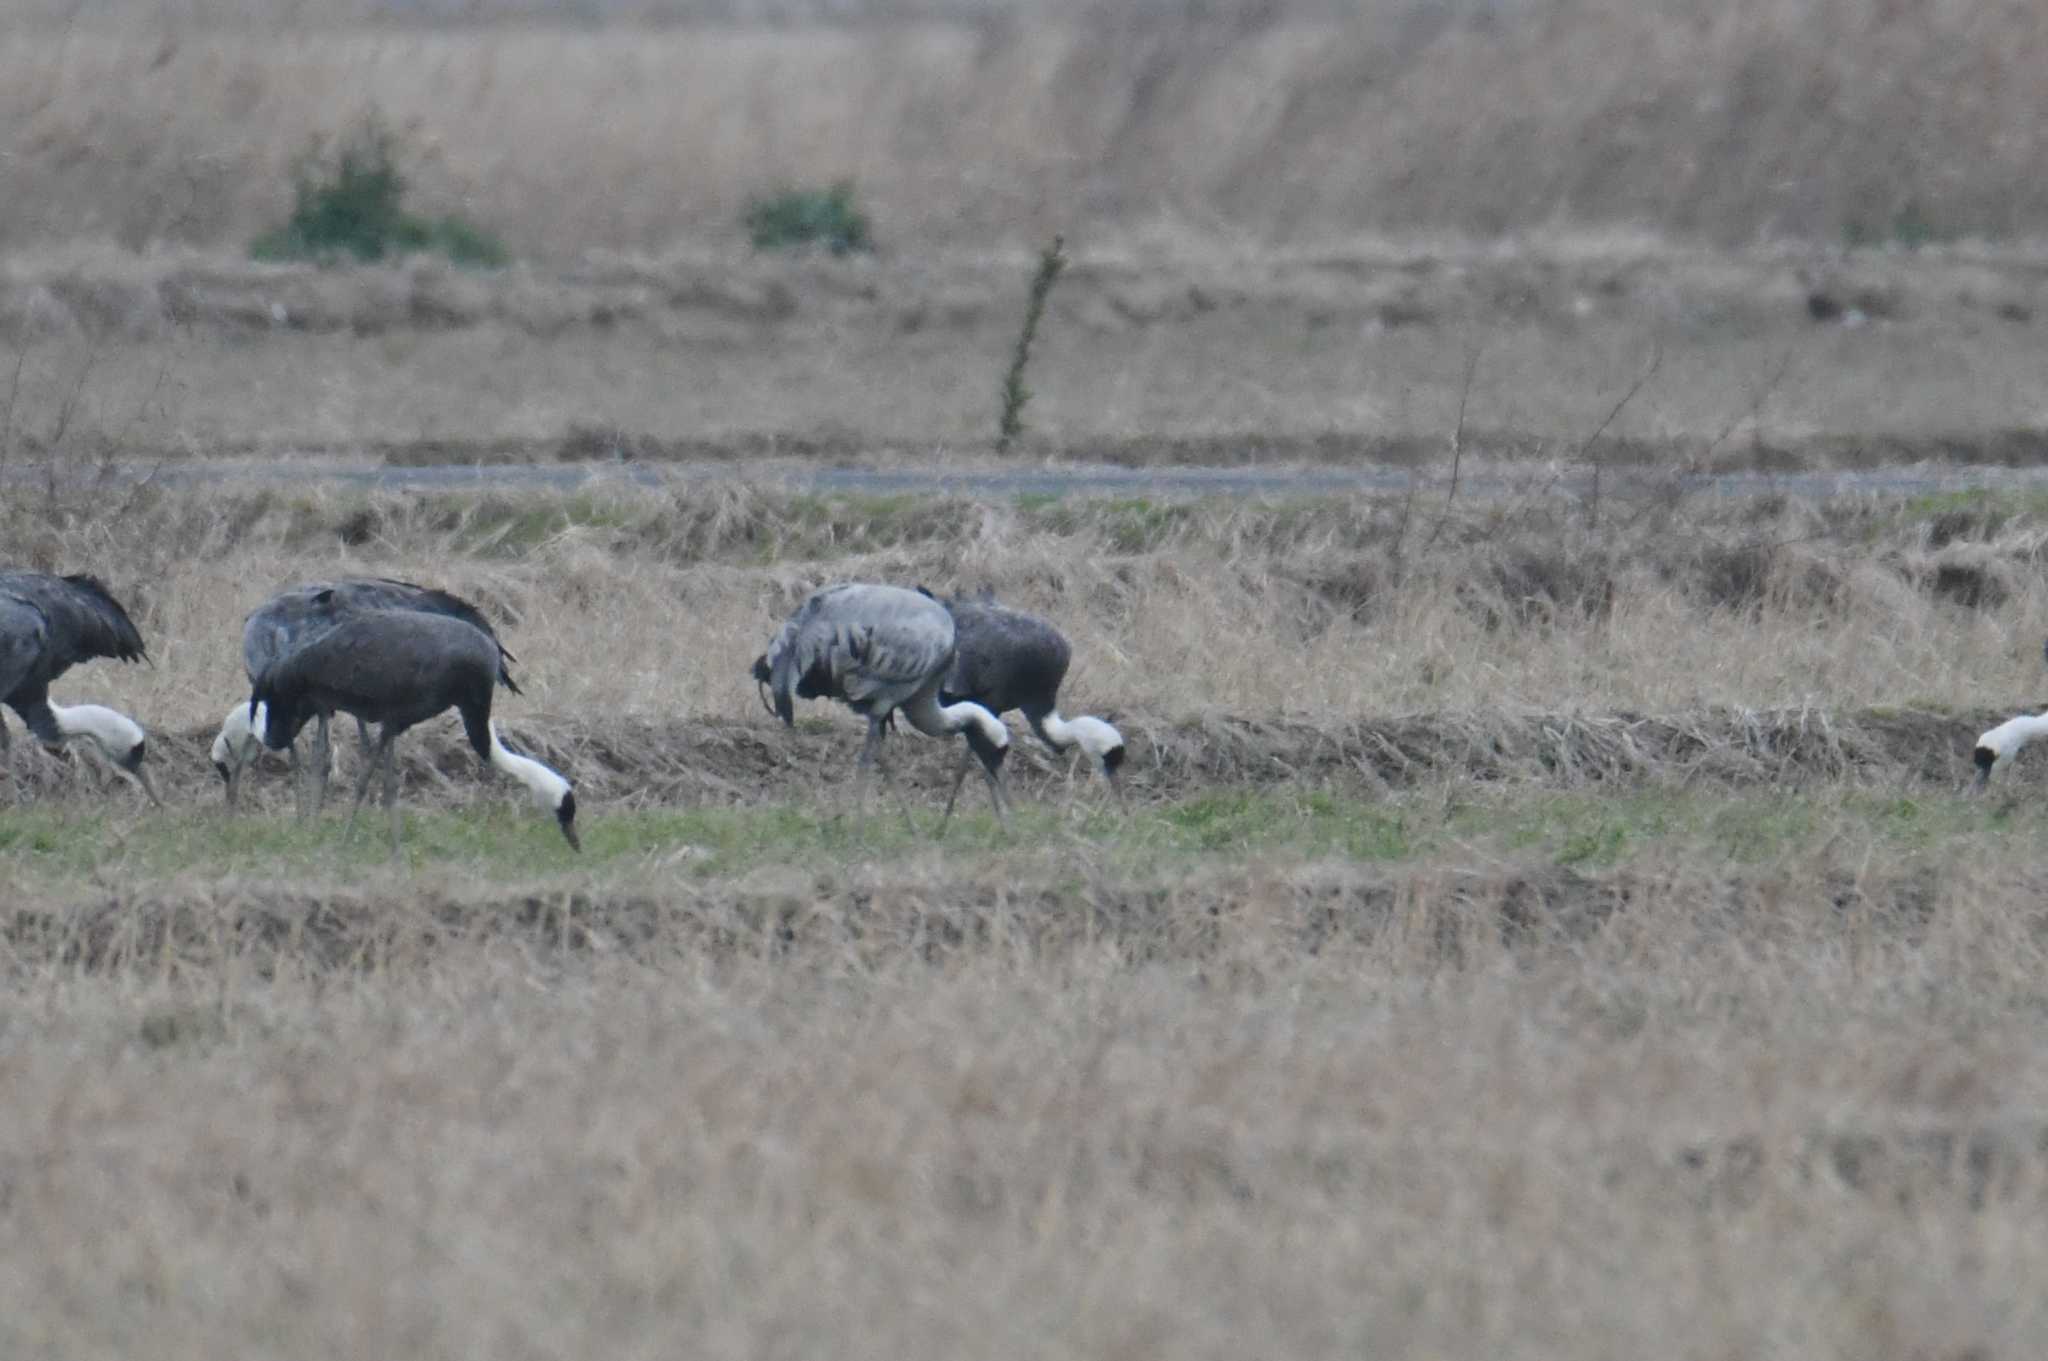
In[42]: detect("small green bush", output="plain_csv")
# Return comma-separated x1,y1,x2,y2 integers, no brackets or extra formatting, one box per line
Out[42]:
743,181,873,255
252,115,508,268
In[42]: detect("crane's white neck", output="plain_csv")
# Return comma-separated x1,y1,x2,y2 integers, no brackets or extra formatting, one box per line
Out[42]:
1037,710,1124,762
213,701,266,768
938,699,1010,750
49,702,144,760
1976,711,2048,776
488,720,573,810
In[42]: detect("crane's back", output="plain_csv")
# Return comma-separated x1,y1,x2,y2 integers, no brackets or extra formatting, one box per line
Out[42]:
257,610,501,750
943,600,1072,718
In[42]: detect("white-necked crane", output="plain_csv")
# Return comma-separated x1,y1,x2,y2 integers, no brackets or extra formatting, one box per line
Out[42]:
916,589,1127,824
0,569,159,806
248,610,576,856
751,582,1012,825
221,577,520,813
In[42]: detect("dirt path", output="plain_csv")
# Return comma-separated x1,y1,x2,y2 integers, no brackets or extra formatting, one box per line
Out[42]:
21,456,2048,504
3,707,1997,814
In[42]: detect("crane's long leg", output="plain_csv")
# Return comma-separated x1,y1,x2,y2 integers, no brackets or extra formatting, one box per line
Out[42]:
940,742,975,823
938,738,1010,832
343,728,394,844
382,737,404,861
310,713,333,816
851,717,916,833
982,762,1010,825
874,743,918,835
850,720,880,818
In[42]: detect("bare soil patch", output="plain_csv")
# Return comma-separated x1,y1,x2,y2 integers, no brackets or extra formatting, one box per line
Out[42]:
6,707,1998,815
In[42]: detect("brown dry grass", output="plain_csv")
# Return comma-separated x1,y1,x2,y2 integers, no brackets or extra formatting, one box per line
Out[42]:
8,0,2048,254
5,479,2048,1356
8,243,2048,454
0,857,2045,1358
6,480,2046,748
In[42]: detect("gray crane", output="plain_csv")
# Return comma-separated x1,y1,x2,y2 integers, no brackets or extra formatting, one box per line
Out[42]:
916,589,1127,823
751,582,1012,825
223,577,520,813
0,569,160,806
248,610,577,856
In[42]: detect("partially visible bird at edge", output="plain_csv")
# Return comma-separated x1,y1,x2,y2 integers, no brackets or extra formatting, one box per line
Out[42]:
0,569,159,807
1972,636,2048,790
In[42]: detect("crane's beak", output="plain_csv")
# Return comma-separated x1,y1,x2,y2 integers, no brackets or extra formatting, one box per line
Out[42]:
111,740,163,809
1101,746,1130,809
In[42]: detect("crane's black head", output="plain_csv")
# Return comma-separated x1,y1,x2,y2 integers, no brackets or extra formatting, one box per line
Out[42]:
556,788,581,852
1974,742,1998,789
963,720,1009,780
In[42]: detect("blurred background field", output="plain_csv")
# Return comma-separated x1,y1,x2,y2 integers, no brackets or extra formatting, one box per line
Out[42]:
9,0,2048,256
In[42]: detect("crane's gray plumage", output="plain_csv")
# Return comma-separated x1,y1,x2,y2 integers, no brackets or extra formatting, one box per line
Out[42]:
224,577,519,811
917,589,1127,820
249,610,578,854
0,569,158,805
751,583,1012,825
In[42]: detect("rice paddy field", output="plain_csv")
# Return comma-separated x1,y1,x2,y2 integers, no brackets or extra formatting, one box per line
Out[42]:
10,2,2048,1357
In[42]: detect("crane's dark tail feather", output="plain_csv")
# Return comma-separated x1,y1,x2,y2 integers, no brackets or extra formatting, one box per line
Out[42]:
767,647,804,725
498,651,523,696
750,654,783,721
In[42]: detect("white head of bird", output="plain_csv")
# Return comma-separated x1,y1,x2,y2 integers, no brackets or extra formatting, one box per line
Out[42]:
48,701,160,806
1973,712,2048,788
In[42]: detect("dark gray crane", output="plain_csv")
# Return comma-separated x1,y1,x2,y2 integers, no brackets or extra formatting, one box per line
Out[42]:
223,577,520,813
751,582,1012,825
0,569,159,805
248,610,577,856
916,590,1126,824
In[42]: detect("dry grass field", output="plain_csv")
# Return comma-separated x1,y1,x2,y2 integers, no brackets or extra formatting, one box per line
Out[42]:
3,476,2048,1357
9,242,2048,457
9,0,2048,1355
